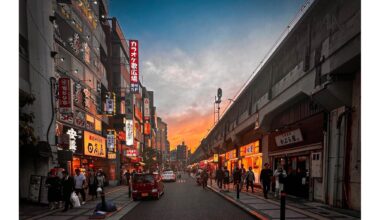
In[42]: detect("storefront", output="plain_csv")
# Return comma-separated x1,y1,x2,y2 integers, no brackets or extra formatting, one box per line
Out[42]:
268,113,325,200
239,140,262,181
224,149,238,174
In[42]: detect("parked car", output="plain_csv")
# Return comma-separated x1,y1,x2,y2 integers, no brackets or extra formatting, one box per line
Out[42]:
132,173,164,201
161,170,176,182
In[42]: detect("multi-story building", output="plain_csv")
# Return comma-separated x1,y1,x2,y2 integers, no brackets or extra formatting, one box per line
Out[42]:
176,142,188,169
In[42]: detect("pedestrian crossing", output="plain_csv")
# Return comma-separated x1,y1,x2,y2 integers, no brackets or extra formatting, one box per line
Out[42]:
176,179,186,183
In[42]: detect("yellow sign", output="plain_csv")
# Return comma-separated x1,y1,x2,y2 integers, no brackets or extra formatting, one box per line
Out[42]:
108,152,116,159
213,154,219,162
95,118,102,131
84,131,106,158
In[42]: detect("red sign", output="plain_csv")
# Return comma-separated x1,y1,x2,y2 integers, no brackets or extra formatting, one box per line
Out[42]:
58,78,72,113
144,123,151,135
126,149,138,157
118,131,126,141
129,40,139,93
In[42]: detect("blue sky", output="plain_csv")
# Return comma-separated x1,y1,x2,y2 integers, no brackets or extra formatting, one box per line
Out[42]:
109,0,307,149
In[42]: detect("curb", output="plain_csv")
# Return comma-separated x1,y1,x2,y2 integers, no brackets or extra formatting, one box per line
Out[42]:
207,185,269,220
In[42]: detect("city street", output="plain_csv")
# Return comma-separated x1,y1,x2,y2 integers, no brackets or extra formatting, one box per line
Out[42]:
121,175,256,220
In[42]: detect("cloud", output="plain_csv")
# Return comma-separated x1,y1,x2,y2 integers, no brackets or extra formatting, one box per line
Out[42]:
140,26,281,152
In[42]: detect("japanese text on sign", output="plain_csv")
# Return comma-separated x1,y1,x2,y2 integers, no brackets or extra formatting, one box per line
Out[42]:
275,128,303,146
84,131,106,158
58,78,72,113
129,40,139,93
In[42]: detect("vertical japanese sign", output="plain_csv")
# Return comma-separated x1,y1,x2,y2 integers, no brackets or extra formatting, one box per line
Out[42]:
129,40,139,93
105,92,116,115
58,77,72,113
107,130,115,151
125,119,134,146
143,98,150,120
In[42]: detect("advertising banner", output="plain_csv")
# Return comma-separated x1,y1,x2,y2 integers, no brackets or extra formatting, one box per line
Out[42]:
105,93,116,115
58,77,72,113
213,154,219,162
144,123,151,135
129,40,139,93
143,98,150,120
84,131,106,158
134,106,143,122
74,108,86,128
125,119,134,146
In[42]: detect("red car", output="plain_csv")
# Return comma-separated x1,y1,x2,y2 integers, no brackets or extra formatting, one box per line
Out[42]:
132,173,164,201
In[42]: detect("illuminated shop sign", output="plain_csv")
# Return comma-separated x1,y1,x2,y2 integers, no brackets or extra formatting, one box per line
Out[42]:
107,130,115,151
58,126,83,154
84,131,106,158
126,149,138,157
105,92,116,115
129,40,139,93
125,120,134,146
213,154,219,162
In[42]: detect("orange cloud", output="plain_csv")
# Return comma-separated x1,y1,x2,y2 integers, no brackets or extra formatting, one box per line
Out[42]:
166,110,214,153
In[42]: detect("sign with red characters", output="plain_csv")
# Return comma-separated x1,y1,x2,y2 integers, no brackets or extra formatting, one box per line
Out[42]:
129,40,139,93
58,77,72,113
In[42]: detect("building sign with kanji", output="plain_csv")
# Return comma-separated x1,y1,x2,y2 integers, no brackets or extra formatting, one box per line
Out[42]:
84,131,106,158
275,128,303,147
58,77,72,113
107,130,115,151
129,40,139,93
143,98,150,120
125,119,134,146
126,149,138,157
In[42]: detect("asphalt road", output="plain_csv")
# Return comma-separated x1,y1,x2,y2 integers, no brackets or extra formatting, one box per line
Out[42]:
121,175,256,220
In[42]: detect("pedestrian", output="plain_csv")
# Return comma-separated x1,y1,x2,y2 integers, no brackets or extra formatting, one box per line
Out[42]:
96,169,106,193
245,167,255,193
73,168,87,205
45,169,61,210
232,166,242,191
240,165,246,192
223,166,230,191
274,165,287,198
61,170,74,212
87,170,98,200
216,167,224,190
124,170,131,186
260,163,273,199
200,169,209,189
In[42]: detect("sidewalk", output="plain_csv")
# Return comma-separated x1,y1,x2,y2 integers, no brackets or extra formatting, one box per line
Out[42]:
20,185,138,220
207,180,360,220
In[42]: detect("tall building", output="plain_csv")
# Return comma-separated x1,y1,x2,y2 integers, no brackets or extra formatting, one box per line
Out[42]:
176,141,187,169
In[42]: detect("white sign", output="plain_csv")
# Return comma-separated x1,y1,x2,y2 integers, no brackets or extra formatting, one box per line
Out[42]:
143,98,150,120
275,128,303,146
125,120,134,146
66,128,77,152
107,132,115,150
106,98,114,114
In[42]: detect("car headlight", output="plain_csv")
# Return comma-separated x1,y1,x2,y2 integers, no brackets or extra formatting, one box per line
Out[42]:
152,189,158,192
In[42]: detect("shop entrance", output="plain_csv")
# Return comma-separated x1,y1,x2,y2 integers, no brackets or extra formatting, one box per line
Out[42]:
274,155,310,198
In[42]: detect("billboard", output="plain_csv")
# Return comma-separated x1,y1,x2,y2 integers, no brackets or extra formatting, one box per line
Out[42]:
126,149,138,157
129,40,139,93
125,119,134,146
84,131,106,158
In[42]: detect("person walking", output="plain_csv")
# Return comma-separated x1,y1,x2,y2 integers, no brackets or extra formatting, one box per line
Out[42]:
200,169,209,189
240,165,246,192
233,166,242,191
74,169,87,205
223,166,230,191
61,170,74,212
245,167,255,193
96,169,106,193
260,163,273,199
87,170,98,200
46,169,61,210
274,165,287,198
124,170,131,186
216,167,224,190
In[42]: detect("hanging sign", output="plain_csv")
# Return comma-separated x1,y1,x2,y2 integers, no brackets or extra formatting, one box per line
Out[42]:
107,131,115,151
144,123,151,135
84,131,106,158
126,149,137,157
58,77,72,113
125,119,134,146
143,98,150,120
129,40,139,93
213,154,219,162
275,128,303,147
